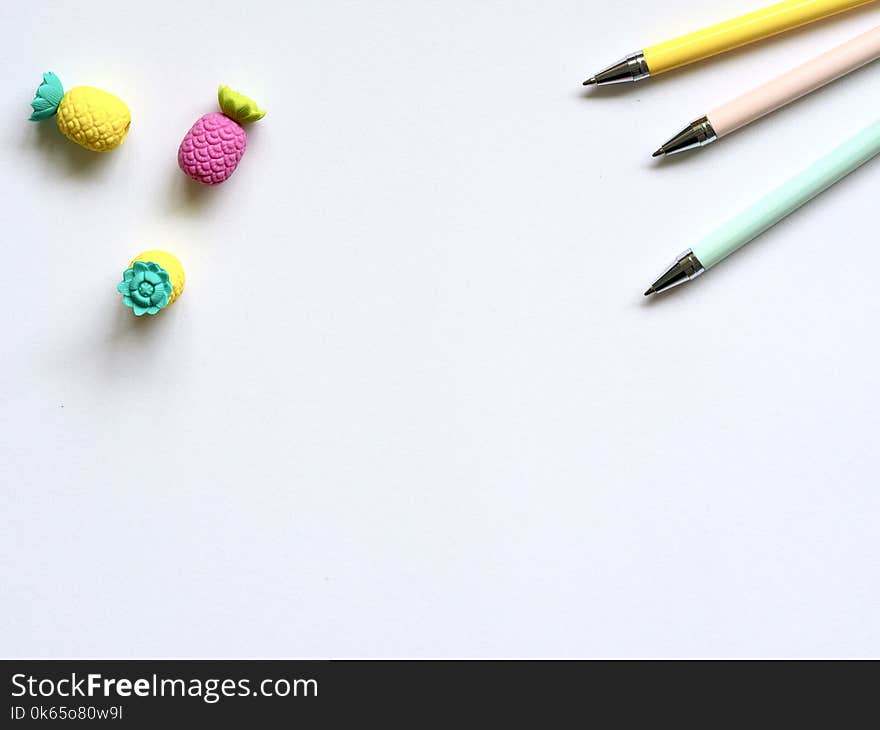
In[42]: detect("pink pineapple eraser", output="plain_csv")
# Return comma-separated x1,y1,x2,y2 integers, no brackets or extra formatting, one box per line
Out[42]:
178,85,266,185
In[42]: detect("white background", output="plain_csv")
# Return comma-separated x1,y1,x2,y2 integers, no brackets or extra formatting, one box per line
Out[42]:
2,0,879,658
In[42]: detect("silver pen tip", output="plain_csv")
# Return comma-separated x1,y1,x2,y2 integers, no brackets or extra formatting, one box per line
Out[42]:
643,286,656,296
652,147,665,158
582,77,597,86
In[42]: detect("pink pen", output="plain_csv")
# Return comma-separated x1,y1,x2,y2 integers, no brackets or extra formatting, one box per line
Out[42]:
653,25,880,157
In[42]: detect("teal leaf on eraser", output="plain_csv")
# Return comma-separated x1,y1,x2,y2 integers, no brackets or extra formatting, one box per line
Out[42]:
117,261,172,316
29,72,64,121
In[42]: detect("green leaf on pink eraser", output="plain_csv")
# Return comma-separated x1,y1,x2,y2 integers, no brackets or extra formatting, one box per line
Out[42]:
218,85,266,124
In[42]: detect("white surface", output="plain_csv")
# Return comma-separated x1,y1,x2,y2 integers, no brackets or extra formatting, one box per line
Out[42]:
2,0,879,658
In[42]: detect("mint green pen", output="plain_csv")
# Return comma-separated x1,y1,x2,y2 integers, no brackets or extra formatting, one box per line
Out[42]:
645,120,880,295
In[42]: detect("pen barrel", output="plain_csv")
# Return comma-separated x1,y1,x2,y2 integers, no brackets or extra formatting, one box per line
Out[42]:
710,25,880,136
643,0,875,75
692,120,880,268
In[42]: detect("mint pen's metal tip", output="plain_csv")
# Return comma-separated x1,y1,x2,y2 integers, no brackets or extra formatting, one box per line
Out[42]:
582,77,598,86
652,147,665,158
646,250,706,296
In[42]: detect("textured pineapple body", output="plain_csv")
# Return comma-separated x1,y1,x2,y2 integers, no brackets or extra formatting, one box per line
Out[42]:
131,250,185,305
56,86,130,152
178,113,247,185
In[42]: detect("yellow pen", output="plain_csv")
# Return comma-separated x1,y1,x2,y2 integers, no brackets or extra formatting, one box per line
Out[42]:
583,0,876,86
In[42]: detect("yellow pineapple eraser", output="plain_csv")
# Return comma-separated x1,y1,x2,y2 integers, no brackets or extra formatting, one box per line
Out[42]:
116,251,185,316
29,71,130,152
